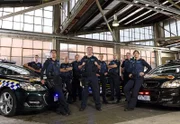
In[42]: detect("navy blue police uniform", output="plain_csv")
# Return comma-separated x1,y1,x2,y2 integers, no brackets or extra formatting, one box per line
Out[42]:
80,55,101,110
41,58,70,115
72,60,82,102
28,61,42,75
121,58,133,87
60,63,73,103
124,58,152,110
108,59,121,102
98,60,108,103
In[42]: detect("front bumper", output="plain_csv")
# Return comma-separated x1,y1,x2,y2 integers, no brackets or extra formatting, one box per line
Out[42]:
138,88,180,107
15,89,49,111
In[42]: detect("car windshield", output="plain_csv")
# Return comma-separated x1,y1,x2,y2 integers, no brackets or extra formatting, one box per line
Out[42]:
149,65,180,75
0,63,34,75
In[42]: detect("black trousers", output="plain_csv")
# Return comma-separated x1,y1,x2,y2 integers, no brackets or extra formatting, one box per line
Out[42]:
99,74,107,101
109,74,121,100
124,78,143,109
48,76,69,113
72,77,82,101
81,76,101,109
62,78,73,102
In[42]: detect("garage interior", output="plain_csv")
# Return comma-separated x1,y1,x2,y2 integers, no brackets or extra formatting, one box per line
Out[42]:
0,0,180,124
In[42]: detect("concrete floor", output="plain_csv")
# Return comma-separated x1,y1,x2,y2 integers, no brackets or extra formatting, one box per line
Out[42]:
1,98,180,124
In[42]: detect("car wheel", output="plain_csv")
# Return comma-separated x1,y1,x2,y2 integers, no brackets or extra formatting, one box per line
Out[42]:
0,89,17,117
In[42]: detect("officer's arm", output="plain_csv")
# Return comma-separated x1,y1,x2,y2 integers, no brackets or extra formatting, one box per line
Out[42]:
40,60,48,80
66,64,73,71
78,57,85,69
121,61,125,73
108,64,117,69
24,62,36,71
60,64,67,72
142,60,152,74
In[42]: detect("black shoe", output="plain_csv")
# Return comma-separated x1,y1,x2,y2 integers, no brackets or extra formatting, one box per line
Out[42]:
79,107,85,111
110,97,115,101
124,108,134,111
96,107,102,111
56,110,68,116
116,100,120,104
103,100,109,104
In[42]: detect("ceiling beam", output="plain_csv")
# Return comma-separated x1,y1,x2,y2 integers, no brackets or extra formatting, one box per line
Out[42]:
135,1,180,24
0,0,68,20
136,0,180,15
116,0,173,15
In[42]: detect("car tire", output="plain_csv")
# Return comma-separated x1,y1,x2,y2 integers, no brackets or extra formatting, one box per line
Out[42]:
0,89,17,117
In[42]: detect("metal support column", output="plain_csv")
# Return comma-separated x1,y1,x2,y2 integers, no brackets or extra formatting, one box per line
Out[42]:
154,22,164,66
53,4,61,60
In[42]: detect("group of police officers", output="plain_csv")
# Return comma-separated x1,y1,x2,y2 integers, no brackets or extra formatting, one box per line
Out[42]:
24,47,152,115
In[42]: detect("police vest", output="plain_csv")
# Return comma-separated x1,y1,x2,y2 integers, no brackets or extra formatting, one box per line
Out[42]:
46,59,60,77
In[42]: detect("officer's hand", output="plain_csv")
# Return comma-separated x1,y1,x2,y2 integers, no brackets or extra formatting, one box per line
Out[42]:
129,74,132,78
94,61,98,66
41,80,45,85
96,74,100,77
140,72,145,76
35,70,41,73
104,72,108,76
121,76,124,81
82,62,85,66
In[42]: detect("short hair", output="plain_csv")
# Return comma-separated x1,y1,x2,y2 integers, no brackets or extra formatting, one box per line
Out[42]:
35,55,39,57
50,49,57,53
75,54,79,57
133,50,140,55
126,52,131,55
87,46,93,50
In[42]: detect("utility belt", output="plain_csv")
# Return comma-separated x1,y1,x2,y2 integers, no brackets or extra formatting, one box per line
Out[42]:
45,76,62,89
108,72,119,76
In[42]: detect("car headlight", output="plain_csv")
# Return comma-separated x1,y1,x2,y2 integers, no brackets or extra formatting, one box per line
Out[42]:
161,80,180,88
20,83,46,91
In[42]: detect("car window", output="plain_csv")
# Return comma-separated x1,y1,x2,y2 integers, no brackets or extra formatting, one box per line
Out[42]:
0,67,19,75
0,64,31,75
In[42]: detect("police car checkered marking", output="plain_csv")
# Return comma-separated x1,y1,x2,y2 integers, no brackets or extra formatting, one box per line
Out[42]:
0,79,20,90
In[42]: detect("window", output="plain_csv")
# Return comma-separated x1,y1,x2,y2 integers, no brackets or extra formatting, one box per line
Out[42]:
0,6,53,33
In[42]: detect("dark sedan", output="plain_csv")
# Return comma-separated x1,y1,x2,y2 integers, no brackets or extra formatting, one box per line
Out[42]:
0,61,52,116
138,60,180,107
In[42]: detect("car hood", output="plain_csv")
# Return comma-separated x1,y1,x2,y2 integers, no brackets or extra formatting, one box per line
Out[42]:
144,74,178,80
4,75,41,83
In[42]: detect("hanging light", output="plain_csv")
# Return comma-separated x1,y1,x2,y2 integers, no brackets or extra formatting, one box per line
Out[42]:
112,15,119,27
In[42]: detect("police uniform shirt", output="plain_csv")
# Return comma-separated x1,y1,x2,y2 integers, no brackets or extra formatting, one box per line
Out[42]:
131,58,152,77
40,58,60,80
98,60,108,74
81,55,99,74
121,59,133,74
109,60,120,75
60,63,73,78
72,61,81,77
28,61,42,70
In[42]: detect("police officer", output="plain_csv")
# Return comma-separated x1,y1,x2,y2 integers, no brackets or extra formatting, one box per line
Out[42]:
24,55,42,75
108,54,121,103
124,50,152,111
71,54,82,102
97,54,108,104
79,47,101,111
41,50,70,115
60,57,73,104
121,52,133,88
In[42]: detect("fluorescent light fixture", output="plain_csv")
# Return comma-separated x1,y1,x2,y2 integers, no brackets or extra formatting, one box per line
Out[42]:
112,15,119,27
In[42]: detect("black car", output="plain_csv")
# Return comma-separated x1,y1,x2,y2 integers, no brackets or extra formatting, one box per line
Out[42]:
138,60,180,107
0,60,52,116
